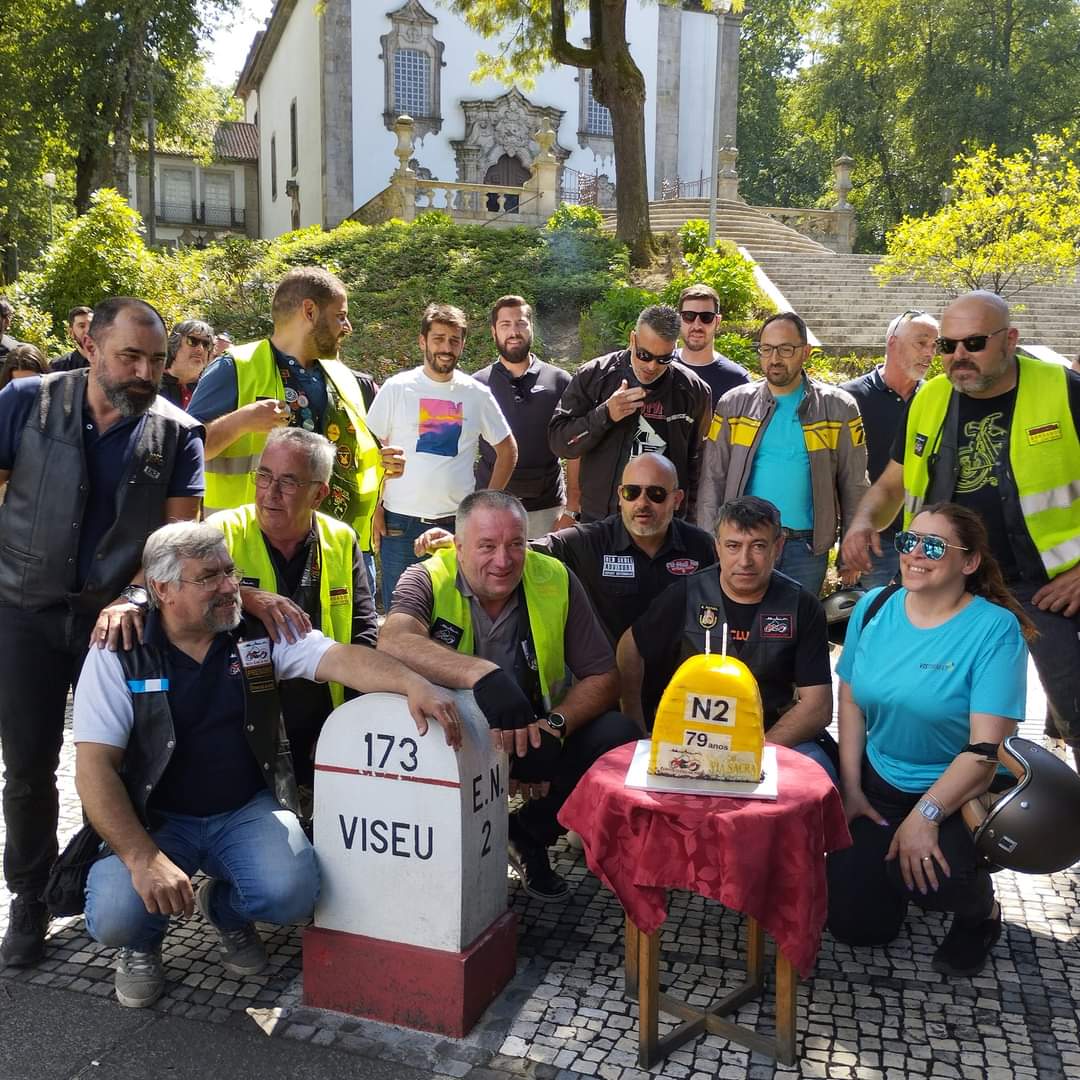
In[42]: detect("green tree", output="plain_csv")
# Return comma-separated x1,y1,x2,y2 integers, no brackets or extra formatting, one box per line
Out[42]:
874,134,1080,298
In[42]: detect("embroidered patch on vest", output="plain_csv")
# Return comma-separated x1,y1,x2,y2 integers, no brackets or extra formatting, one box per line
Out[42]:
698,605,719,629
760,614,793,639
430,617,464,648
666,558,700,576
238,639,272,668
602,554,636,578
1026,422,1061,445
913,433,928,456
240,576,260,588
127,678,169,693
329,587,350,606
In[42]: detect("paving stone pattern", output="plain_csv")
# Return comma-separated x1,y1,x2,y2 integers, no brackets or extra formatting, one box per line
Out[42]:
1,660,1077,1080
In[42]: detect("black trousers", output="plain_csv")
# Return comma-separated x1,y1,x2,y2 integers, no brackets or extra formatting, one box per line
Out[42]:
826,757,994,947
0,605,93,898
515,710,640,848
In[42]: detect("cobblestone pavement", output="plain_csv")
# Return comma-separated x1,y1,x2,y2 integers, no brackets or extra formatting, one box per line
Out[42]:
1,657,1077,1080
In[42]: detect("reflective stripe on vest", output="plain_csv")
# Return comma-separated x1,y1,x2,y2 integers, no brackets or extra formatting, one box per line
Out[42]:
208,504,355,707
423,546,569,709
903,358,1080,578
205,340,382,547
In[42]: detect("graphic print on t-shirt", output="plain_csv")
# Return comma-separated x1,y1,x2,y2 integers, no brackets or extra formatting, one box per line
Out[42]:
956,410,1007,494
632,414,667,457
417,398,463,457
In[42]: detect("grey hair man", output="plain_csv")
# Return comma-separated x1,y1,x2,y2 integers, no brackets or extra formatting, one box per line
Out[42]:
161,319,214,410
838,310,939,588
206,427,377,801
71,520,458,1009
549,304,712,523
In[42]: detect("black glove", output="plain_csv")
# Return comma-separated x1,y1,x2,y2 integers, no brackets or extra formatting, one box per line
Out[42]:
509,729,563,783
472,668,535,731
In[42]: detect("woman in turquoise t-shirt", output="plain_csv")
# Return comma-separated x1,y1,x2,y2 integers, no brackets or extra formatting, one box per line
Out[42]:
827,502,1033,978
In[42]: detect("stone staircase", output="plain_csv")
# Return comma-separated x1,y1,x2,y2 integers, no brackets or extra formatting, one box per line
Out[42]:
752,251,1080,358
602,198,832,256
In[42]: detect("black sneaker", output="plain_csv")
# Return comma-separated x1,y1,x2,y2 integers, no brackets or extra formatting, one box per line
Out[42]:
1,896,49,968
508,818,569,903
932,904,1002,977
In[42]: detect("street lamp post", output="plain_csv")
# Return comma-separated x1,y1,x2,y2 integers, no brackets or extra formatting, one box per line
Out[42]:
707,0,734,248
42,171,56,242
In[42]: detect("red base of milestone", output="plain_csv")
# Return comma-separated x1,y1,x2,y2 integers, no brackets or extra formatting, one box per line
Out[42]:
302,912,518,1038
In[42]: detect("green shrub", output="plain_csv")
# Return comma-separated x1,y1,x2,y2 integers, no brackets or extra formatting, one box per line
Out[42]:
546,203,604,232
578,285,661,361
678,219,710,260
662,251,760,322
716,331,759,372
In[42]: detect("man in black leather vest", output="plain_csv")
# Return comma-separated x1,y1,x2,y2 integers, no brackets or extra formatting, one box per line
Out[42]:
617,496,837,779
0,298,206,969
72,521,458,1009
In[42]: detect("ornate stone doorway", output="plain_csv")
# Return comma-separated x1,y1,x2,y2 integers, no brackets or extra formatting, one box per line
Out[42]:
484,154,530,212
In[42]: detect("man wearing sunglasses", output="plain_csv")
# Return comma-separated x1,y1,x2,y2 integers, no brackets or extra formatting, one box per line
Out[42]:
839,310,938,588
841,290,1080,767
696,311,869,596
675,283,750,405
160,319,214,411
549,304,712,523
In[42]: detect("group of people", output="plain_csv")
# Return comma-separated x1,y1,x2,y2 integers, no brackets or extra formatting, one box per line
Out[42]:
0,266,1076,1012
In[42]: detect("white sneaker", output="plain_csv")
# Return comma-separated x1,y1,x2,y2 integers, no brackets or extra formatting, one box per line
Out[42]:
196,879,267,977
115,947,164,1008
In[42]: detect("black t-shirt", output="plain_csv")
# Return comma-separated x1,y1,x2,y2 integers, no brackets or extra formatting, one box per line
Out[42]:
631,573,831,726
674,353,749,408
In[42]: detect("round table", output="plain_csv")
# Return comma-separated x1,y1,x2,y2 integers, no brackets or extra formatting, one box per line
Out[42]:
558,741,850,1066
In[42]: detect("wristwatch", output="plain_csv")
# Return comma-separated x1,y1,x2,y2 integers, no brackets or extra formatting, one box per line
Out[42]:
547,711,568,737
120,585,150,611
564,511,581,522
914,796,943,823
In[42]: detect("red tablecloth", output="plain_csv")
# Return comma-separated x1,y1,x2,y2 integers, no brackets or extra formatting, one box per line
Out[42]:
558,743,851,978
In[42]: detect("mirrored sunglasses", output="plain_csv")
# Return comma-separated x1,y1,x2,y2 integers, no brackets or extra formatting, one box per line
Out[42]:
619,484,671,504
894,529,969,561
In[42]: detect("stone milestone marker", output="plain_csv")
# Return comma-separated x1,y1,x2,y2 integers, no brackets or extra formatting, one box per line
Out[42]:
302,690,516,1037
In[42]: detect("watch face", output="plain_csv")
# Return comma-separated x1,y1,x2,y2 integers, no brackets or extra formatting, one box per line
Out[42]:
548,712,566,731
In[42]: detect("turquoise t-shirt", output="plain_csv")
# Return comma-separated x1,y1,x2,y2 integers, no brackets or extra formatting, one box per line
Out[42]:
745,384,813,530
836,587,1028,792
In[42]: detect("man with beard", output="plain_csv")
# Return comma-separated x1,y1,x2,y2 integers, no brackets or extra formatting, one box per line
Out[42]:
188,267,390,597
0,297,205,968
50,306,95,372
365,302,517,609
549,304,712,523
472,296,571,537
675,283,750,405
72,521,458,1008
842,290,1080,768
696,312,868,596
414,454,716,645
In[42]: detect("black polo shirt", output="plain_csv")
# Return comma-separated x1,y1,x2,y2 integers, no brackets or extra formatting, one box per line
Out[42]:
532,513,717,643
473,355,571,510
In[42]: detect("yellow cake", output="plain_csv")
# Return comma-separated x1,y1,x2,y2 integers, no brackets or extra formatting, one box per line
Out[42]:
648,653,765,782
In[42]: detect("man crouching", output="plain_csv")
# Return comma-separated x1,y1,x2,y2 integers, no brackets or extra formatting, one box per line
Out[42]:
73,521,458,1009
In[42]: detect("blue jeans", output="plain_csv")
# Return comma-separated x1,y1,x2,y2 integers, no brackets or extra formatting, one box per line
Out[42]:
362,550,377,602
379,509,454,611
791,739,838,785
858,526,900,590
85,789,318,952
778,533,829,597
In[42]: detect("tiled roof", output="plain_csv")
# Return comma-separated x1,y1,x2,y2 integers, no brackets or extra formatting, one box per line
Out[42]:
213,122,258,162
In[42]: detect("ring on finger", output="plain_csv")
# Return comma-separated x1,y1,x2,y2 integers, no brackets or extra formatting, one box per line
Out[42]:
921,856,932,862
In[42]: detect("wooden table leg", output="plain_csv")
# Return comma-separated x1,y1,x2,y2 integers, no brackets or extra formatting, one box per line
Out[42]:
637,923,659,1069
774,945,798,1065
745,916,765,988
624,915,639,998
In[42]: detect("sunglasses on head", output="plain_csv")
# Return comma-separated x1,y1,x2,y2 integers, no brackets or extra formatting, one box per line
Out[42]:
633,346,677,365
619,483,672,504
894,529,969,561
934,327,1007,355
679,309,718,325
185,334,212,350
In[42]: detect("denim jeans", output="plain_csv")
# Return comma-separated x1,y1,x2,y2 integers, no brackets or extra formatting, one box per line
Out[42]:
791,739,838,785
379,510,454,611
85,789,318,951
858,526,900,590
361,550,377,603
777,533,829,597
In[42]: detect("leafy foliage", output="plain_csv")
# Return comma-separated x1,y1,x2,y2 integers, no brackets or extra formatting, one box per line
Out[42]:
545,203,604,232
578,285,663,360
874,135,1080,298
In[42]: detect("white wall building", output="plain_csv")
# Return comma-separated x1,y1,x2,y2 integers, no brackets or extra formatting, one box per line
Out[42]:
237,0,741,238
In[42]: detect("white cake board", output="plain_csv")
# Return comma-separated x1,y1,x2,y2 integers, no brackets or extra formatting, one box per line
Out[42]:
624,740,779,801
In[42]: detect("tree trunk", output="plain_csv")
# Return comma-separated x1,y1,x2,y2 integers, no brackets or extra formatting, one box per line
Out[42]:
111,13,152,198
75,145,109,215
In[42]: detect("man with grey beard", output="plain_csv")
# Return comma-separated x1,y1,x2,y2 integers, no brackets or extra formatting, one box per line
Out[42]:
0,297,206,970
70,521,458,1009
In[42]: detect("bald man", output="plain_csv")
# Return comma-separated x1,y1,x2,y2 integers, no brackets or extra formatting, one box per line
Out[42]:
841,290,1080,767
416,454,717,646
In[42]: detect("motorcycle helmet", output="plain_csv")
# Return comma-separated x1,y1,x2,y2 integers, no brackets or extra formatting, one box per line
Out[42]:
822,589,863,645
961,736,1080,874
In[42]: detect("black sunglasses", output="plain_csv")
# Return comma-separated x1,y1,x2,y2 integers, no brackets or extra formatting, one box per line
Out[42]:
634,346,677,365
185,334,212,350
619,484,672,504
934,327,1007,355
679,310,718,325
